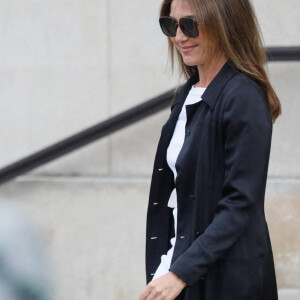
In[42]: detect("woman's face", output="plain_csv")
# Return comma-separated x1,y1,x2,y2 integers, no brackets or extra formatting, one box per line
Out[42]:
169,0,206,67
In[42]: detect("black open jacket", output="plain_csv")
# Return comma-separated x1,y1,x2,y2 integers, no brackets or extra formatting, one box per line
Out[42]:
145,62,278,300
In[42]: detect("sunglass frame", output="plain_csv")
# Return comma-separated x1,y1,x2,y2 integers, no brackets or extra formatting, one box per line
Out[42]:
159,16,200,38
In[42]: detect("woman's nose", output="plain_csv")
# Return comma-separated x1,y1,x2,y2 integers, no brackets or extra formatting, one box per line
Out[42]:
174,26,188,42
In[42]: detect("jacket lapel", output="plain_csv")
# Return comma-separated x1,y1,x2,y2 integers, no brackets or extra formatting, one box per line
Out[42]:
201,61,239,110
165,71,199,135
160,61,239,152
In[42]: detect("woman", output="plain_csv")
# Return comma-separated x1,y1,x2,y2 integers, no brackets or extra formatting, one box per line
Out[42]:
140,0,281,299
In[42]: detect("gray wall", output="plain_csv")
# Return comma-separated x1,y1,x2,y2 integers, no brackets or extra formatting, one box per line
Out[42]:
0,0,299,299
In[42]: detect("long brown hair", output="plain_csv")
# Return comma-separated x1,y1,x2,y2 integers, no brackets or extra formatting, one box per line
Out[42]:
160,0,281,122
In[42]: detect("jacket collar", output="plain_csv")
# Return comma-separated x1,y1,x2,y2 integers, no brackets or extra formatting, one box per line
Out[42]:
173,61,239,110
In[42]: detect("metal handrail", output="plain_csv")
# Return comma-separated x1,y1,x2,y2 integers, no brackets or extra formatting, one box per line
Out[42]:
266,46,300,61
0,89,175,184
0,46,300,185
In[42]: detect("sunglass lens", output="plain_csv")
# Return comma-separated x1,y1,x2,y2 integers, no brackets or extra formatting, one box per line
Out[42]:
180,18,199,38
159,17,177,37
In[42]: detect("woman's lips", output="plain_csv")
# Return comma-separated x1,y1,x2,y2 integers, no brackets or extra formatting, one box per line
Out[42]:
181,45,197,54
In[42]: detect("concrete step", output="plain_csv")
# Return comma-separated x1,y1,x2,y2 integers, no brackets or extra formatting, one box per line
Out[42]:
279,289,300,300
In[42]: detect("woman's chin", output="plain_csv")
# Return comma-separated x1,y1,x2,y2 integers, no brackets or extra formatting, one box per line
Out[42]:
182,56,207,68
182,58,198,67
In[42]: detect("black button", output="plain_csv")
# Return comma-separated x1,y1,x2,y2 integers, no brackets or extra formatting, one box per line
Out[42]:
185,128,191,136
189,194,195,199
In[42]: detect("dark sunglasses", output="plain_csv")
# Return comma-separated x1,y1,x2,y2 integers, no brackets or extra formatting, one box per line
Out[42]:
159,16,200,38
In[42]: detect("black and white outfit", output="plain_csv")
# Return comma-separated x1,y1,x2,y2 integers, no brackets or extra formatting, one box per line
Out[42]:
145,62,278,300
153,85,206,280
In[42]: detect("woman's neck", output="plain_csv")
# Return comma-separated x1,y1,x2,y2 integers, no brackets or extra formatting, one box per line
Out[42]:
195,55,228,88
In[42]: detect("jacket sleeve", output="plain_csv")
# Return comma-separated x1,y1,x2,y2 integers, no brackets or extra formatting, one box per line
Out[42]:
169,84,273,286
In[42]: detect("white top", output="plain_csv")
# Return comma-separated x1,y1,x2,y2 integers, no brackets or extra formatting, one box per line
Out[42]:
153,85,206,280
